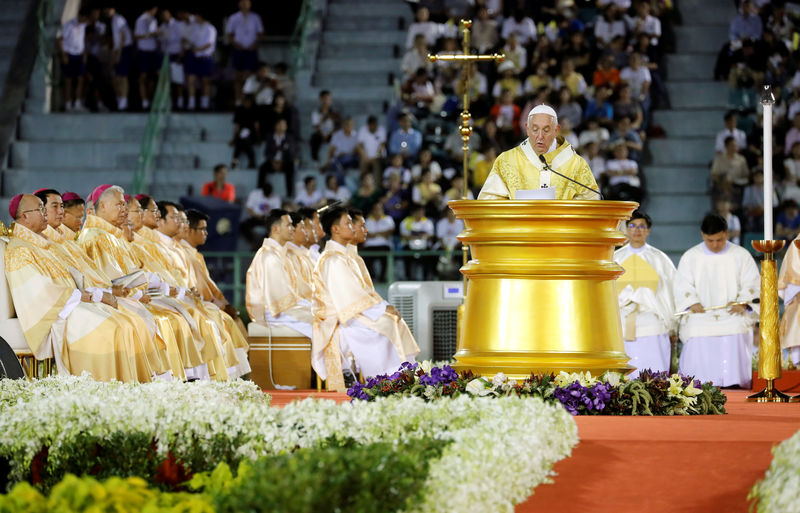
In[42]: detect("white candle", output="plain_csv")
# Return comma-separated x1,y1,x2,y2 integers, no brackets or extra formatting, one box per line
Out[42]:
763,93,773,241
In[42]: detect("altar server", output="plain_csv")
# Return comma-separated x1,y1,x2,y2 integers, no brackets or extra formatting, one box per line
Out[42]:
478,104,599,200
674,214,760,387
312,206,419,391
245,209,313,337
614,211,676,378
5,194,146,382
778,233,800,365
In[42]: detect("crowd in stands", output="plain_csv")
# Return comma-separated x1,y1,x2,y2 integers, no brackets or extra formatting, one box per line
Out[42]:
229,0,675,280
712,0,800,244
57,1,296,112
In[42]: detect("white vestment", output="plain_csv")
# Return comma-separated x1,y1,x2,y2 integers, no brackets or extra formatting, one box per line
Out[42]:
674,242,760,387
614,243,677,378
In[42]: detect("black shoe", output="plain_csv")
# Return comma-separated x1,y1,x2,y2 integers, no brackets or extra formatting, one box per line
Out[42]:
343,371,356,388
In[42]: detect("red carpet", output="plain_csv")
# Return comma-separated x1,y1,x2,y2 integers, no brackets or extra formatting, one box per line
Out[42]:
518,391,800,513
268,390,800,512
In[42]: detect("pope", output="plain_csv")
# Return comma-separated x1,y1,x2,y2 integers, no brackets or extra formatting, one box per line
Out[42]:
478,104,599,200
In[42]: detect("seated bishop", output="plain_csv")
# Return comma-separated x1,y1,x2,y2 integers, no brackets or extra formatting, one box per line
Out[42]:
674,214,760,388
478,104,600,200
614,211,677,378
313,206,419,391
245,209,313,337
5,194,154,382
778,233,800,365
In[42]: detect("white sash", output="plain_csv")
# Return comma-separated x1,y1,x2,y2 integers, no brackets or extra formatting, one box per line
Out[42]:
519,139,577,189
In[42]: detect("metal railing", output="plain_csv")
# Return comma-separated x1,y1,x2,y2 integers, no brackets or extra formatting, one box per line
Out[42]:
288,0,314,77
132,54,171,194
204,248,457,308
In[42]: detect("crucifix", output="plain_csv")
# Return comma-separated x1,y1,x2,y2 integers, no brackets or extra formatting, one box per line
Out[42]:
428,19,504,298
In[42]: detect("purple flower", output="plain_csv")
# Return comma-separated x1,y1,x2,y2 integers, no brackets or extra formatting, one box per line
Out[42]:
347,382,370,401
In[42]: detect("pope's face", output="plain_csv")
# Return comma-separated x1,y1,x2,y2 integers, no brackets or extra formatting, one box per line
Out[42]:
526,114,560,155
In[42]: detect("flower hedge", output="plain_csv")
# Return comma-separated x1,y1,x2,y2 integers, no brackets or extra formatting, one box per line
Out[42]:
0,375,578,513
749,428,800,512
348,362,728,416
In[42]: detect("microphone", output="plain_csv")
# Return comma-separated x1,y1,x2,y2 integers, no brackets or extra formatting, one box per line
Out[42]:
538,154,603,200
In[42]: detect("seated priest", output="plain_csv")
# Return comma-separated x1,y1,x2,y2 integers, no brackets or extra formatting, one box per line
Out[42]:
778,232,800,366
478,104,600,200
674,214,760,388
313,206,419,391
245,209,313,337
5,194,157,382
613,211,677,378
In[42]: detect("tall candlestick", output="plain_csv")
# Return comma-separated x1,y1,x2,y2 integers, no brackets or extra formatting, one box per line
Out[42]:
762,85,775,241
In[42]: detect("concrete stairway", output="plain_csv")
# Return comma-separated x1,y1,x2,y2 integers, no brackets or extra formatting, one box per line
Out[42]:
298,0,410,150
645,0,735,263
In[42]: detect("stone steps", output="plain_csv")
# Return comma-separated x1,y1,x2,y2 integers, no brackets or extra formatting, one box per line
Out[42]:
652,108,726,137
667,82,729,109
648,137,715,166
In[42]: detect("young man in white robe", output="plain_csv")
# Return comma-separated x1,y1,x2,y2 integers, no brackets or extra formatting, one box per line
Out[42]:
245,209,312,338
312,206,419,391
674,214,760,387
614,211,677,378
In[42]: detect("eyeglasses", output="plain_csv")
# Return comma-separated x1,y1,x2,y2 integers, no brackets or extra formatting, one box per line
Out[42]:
21,206,46,215
627,224,649,230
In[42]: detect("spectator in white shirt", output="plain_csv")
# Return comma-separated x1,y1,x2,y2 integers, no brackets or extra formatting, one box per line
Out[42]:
620,52,651,112
435,208,464,250
405,7,440,48
325,117,360,176
714,110,748,153
159,9,188,108
322,174,352,203
715,199,742,245
594,5,627,47
625,0,661,45
104,7,133,110
242,62,276,107
295,176,324,208
357,115,387,179
501,10,537,46
383,153,412,187
241,181,281,247
134,6,160,110
225,0,264,105
186,12,217,111
581,141,608,181
605,142,643,202
401,34,433,79
400,203,436,280
363,200,396,281
58,10,89,112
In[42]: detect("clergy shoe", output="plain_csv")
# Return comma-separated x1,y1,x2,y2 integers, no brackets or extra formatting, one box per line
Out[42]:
343,370,356,389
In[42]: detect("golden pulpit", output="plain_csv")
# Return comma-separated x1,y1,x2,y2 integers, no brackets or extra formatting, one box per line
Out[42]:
450,200,638,379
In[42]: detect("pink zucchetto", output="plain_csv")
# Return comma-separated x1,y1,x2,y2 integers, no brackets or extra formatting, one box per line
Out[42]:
89,184,113,204
134,194,148,201
61,191,82,202
8,194,23,220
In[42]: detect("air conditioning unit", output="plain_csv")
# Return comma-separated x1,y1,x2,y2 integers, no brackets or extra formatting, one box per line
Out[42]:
388,281,463,362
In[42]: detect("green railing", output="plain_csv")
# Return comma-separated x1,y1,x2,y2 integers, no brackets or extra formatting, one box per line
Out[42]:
289,0,315,77
132,54,171,194
36,0,61,86
204,249,458,308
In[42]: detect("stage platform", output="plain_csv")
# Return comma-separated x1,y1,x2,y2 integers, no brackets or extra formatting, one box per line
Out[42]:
269,390,800,512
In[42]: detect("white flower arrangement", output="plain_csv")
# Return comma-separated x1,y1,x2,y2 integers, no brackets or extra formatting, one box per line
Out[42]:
749,428,800,512
0,375,579,512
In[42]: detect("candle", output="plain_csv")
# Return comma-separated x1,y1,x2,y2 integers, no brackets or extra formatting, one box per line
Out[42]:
762,86,774,241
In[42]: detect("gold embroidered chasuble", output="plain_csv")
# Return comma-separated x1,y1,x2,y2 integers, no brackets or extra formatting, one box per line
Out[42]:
42,225,187,379
779,235,800,349
6,223,148,382
312,241,419,392
246,237,311,323
478,136,599,200
78,215,210,374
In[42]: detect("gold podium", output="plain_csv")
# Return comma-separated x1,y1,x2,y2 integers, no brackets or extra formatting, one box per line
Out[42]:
450,200,638,379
